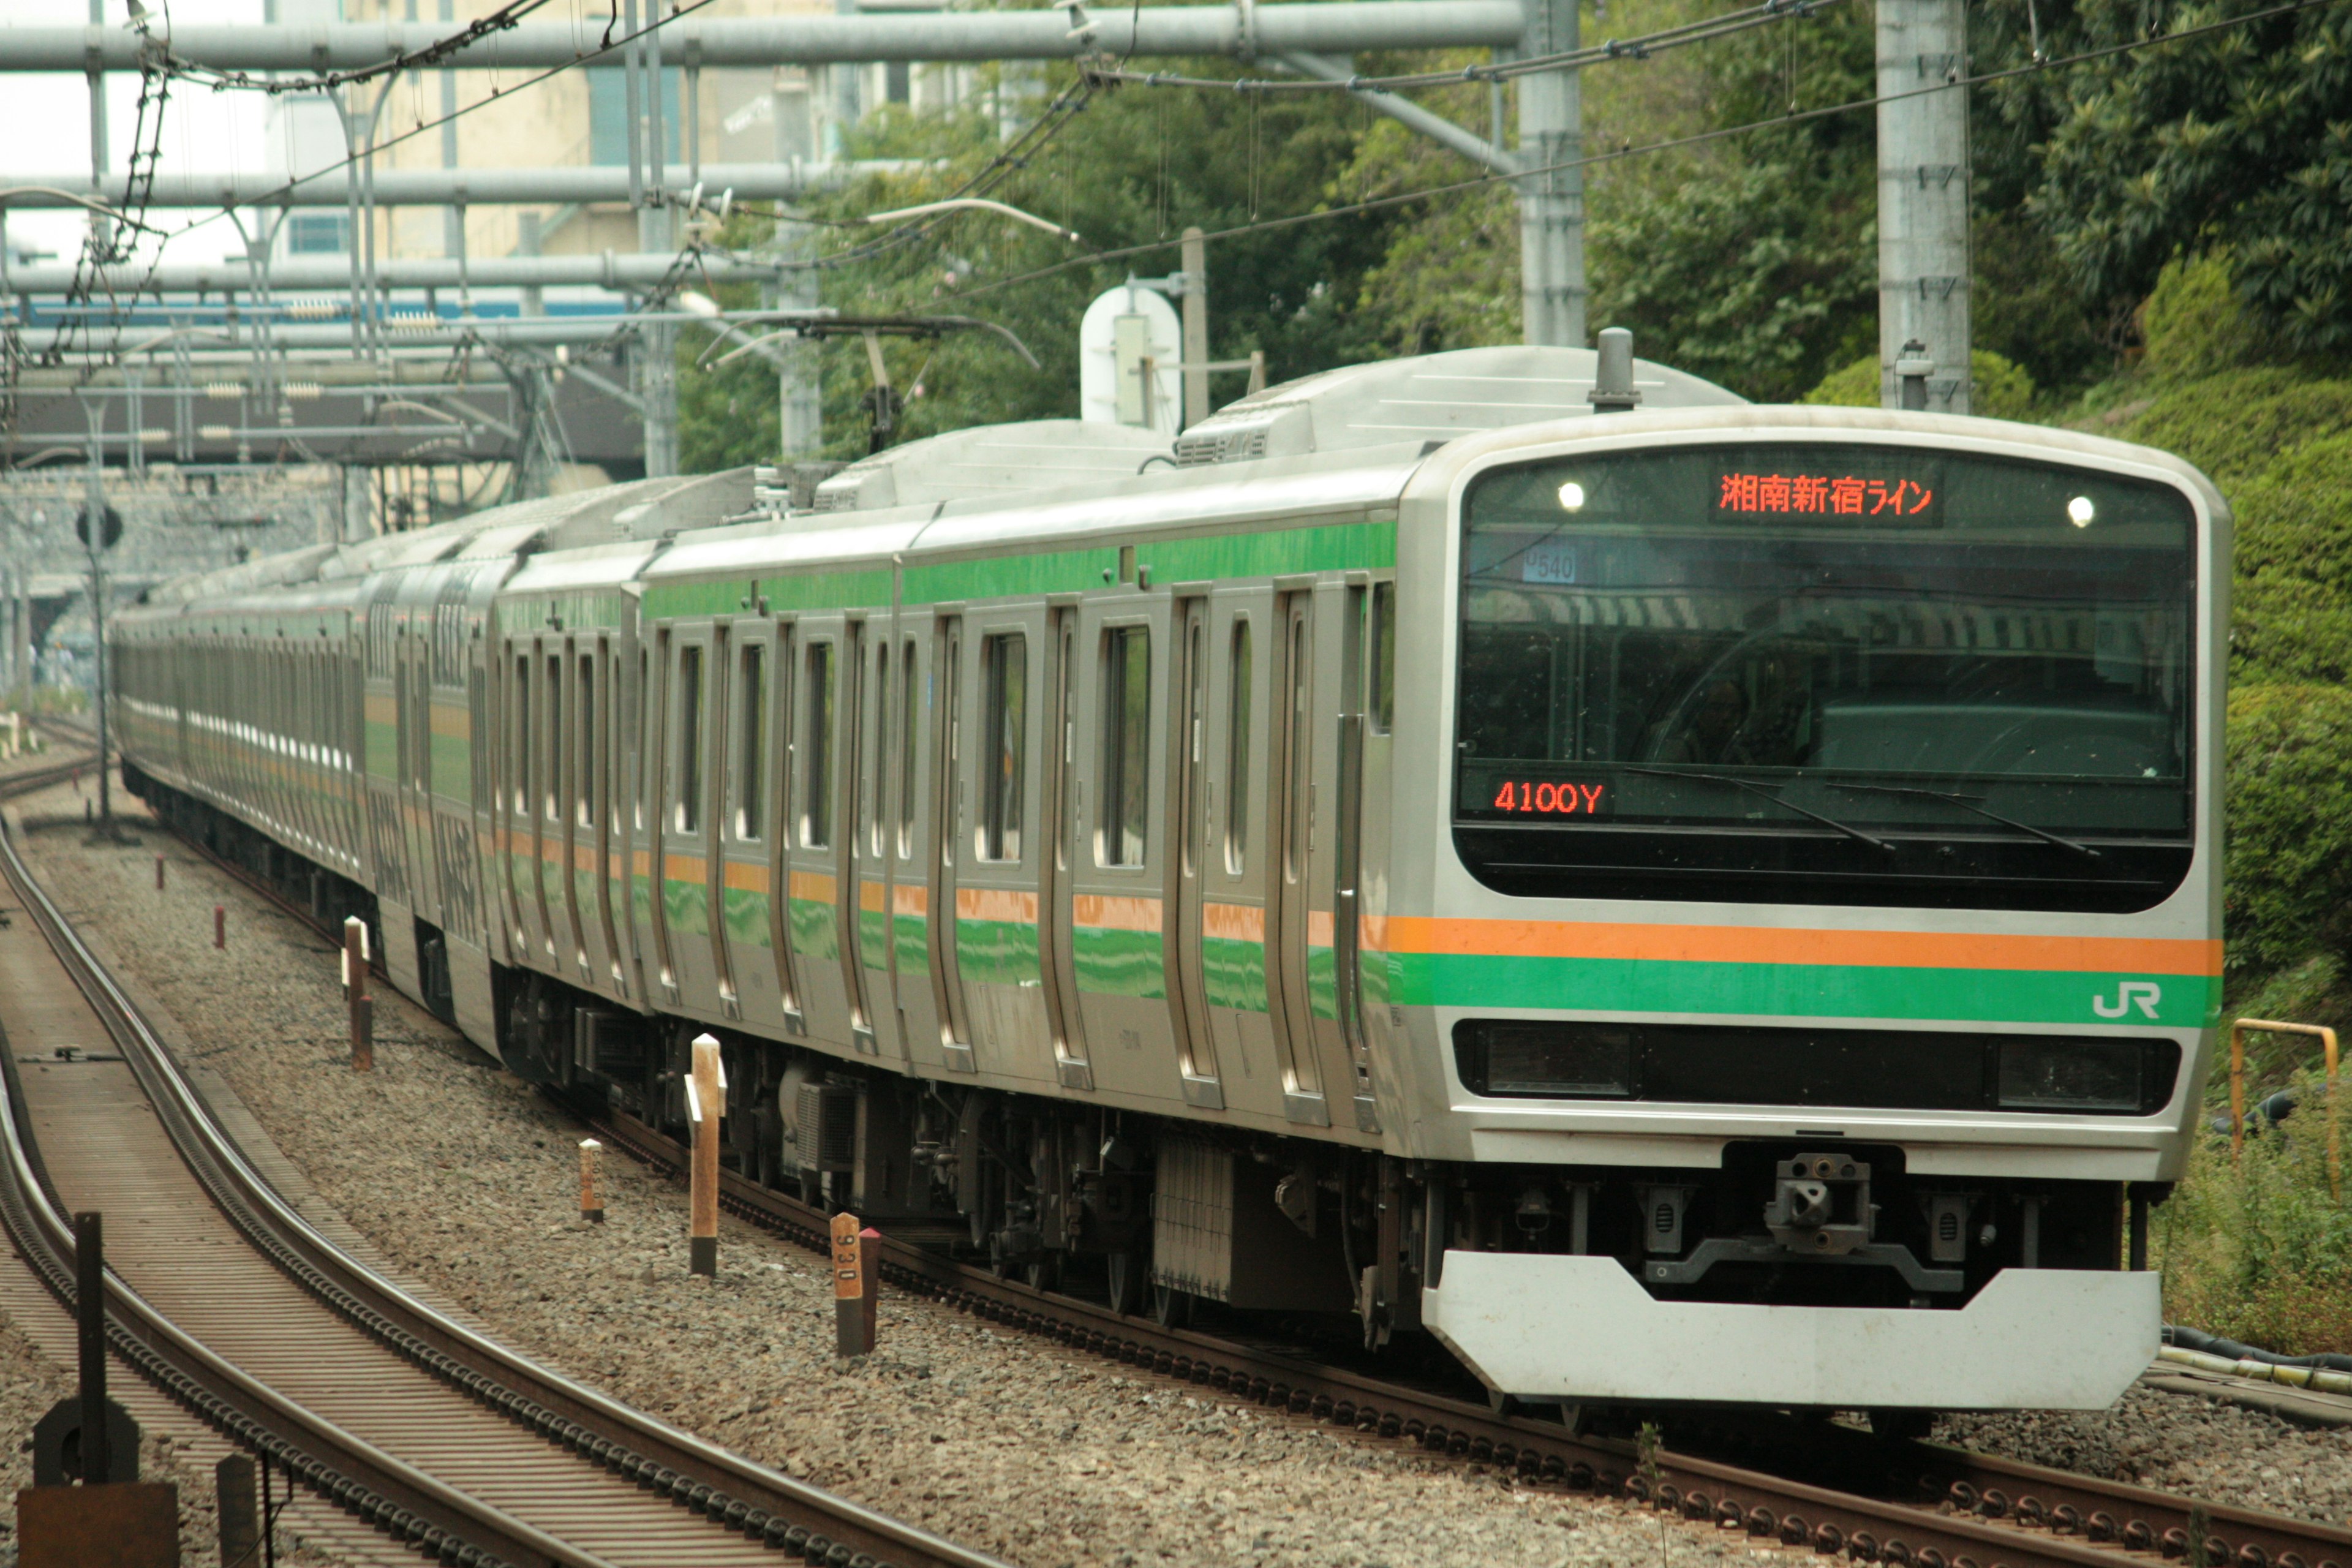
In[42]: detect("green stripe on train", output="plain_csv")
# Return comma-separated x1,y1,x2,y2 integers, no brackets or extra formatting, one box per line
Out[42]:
662,876,709,937
641,520,1400,622
894,913,928,974
1384,953,2222,1030
1204,936,1267,1013
723,886,772,948
859,908,888,971
1074,926,1164,1000
788,896,837,960
957,916,1041,989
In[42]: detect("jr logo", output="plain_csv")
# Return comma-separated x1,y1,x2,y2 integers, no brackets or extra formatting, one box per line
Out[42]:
2092,981,2163,1020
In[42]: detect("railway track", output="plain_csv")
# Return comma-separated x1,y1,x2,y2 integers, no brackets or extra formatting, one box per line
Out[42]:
86,760,2352,1568
589,1105,2352,1568
0,771,1007,1568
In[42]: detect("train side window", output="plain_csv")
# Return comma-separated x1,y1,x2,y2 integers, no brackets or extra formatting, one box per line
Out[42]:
1099,625,1150,867
802,641,834,848
1224,619,1252,875
1369,580,1395,734
737,643,766,841
675,643,704,835
544,652,563,821
513,652,531,816
867,639,888,857
898,639,918,857
576,653,597,829
981,632,1026,862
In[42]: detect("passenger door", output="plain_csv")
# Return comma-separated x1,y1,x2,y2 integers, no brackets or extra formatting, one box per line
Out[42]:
929,616,976,1071
719,623,785,1031
1190,588,1281,1117
951,608,1054,1085
851,624,905,1061
784,620,856,1049
1166,595,1224,1108
1268,589,1333,1128
1039,605,1089,1090
653,626,722,1011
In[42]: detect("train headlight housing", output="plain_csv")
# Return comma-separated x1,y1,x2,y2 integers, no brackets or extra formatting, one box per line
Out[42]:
1556,481,1586,511
1996,1038,2145,1112
1468,1022,1632,1097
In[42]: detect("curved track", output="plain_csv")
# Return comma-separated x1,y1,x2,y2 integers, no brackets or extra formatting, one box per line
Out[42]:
0,771,1007,1568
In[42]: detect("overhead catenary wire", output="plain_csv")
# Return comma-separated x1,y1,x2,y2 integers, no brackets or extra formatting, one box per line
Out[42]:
130,0,558,96
940,0,2345,307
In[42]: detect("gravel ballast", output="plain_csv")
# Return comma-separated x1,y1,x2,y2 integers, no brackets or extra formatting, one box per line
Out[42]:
16,780,1811,1568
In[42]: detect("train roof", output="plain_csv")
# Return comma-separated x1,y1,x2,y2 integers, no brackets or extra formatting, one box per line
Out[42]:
806,419,1174,514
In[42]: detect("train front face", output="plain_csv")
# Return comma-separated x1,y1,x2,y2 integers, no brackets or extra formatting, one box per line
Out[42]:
1395,410,2225,1412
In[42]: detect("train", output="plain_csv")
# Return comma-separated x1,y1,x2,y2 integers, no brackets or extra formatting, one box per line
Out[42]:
111,338,2226,1422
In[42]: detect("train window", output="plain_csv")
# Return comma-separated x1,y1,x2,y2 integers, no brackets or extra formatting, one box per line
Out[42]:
1455,442,2199,911
545,654,563,821
512,653,530,816
1224,620,1251,875
867,641,888,857
981,633,1026,862
898,639,918,857
675,644,704,835
737,644,766,842
1284,613,1309,884
576,654,596,829
1099,625,1150,867
803,641,834,849
1369,581,1396,734
1182,619,1204,877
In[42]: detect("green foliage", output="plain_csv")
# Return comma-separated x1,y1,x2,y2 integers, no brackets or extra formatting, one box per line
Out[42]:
2113,372,2352,492
674,216,785,474
2140,253,2294,383
1970,208,2114,397
2223,684,2352,974
2160,1092,2352,1356
1800,349,2040,420
2029,0,2352,360
1588,3,1879,403
791,71,1394,460
2221,436,2352,689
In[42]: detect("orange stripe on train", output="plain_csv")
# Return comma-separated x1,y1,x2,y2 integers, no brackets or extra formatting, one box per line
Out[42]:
957,886,1038,924
1072,894,1163,933
1380,918,2222,976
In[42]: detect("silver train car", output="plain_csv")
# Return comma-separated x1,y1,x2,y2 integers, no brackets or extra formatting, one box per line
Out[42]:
113,344,2227,1417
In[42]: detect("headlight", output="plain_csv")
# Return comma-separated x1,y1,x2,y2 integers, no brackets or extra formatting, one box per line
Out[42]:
1997,1038,2146,1112
1461,1022,1633,1097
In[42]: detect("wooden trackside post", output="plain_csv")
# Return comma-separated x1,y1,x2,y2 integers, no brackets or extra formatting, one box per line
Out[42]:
213,905,224,950
579,1139,605,1223
688,1034,722,1276
342,918,372,1072
153,855,162,892
832,1212,867,1358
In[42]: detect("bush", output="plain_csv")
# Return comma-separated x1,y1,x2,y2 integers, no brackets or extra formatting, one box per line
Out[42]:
2228,435,2352,684
2160,1093,2352,1356
1801,349,2040,420
2225,684,2352,974
2114,371,2352,492
2139,254,2293,384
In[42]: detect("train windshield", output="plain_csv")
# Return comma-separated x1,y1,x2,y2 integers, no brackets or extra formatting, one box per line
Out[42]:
1453,442,2199,912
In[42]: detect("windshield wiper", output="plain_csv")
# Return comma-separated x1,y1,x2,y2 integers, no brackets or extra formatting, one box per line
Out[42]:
1817,780,2101,859
1621,766,1894,853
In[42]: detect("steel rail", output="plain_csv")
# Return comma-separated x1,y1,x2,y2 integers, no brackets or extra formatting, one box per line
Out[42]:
589,1110,2352,1568
0,777,1010,1568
